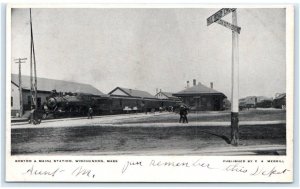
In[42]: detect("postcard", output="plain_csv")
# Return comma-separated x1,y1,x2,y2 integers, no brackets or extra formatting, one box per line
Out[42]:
6,4,294,182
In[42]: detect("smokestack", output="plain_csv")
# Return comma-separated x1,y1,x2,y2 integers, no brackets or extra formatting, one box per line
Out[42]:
210,82,213,89
160,89,162,92
187,81,190,88
193,79,196,86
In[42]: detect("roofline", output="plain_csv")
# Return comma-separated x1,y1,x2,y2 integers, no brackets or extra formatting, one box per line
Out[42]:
155,91,179,98
11,75,105,96
109,87,157,99
110,94,141,99
11,73,95,87
173,93,226,96
14,86,104,96
108,87,132,97
143,97,161,101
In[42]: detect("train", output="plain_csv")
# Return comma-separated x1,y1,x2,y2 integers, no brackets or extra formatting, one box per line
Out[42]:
43,91,181,118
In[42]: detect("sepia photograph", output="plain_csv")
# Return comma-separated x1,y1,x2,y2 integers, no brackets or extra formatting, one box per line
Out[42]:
6,4,294,182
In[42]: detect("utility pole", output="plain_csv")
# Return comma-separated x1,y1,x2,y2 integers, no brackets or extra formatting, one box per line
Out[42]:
230,10,239,145
14,58,27,117
207,8,241,146
29,8,38,124
29,8,38,110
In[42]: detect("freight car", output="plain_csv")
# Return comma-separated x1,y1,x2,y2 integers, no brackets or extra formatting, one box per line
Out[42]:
44,91,179,118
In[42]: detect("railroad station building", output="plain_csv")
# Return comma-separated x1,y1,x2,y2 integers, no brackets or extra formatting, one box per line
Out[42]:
108,87,156,99
11,74,105,116
173,79,227,111
155,90,181,102
108,87,160,112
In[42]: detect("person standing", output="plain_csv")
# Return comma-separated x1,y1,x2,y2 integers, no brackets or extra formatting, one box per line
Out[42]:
179,105,184,123
183,106,189,123
88,106,93,119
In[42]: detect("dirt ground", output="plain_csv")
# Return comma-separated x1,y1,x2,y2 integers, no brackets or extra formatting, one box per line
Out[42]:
115,109,286,124
11,109,286,156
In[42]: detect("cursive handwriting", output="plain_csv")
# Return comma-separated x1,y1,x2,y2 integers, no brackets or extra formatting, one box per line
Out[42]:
121,159,215,174
150,159,215,169
122,161,143,174
225,164,248,173
23,165,64,177
72,166,96,178
250,166,290,177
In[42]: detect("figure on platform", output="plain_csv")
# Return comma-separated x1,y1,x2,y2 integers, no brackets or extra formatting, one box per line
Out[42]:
183,106,189,123
88,106,93,119
179,105,185,123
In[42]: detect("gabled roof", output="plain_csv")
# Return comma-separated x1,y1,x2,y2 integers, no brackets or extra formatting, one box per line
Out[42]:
275,93,286,100
155,91,179,99
173,83,226,97
108,87,156,99
160,92,175,98
11,74,105,96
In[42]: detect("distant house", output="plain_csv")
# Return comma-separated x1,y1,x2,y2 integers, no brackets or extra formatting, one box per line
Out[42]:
108,87,161,112
173,80,226,111
108,87,156,99
11,74,105,116
239,96,273,109
239,96,257,109
273,93,286,109
155,90,180,102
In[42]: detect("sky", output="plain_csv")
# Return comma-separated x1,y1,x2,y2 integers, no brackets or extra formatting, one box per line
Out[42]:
11,8,286,99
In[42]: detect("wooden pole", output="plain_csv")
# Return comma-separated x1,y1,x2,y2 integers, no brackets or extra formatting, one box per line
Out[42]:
18,61,22,117
231,10,239,146
29,8,37,109
14,58,27,117
30,9,33,110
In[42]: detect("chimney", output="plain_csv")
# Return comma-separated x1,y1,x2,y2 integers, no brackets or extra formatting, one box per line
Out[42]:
160,89,162,92
129,89,132,94
210,82,213,89
193,79,196,86
187,81,190,88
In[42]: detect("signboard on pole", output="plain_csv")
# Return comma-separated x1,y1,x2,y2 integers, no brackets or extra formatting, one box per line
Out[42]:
217,19,241,34
207,8,236,26
207,8,240,146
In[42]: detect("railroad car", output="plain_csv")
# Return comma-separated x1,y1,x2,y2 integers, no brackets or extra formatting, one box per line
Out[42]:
44,91,179,118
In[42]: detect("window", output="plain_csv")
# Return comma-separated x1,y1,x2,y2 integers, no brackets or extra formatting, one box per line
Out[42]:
11,97,13,107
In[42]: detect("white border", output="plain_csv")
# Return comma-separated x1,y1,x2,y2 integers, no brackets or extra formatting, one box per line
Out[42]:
5,4,294,183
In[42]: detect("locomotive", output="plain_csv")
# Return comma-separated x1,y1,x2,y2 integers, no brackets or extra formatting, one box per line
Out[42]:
44,91,180,118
